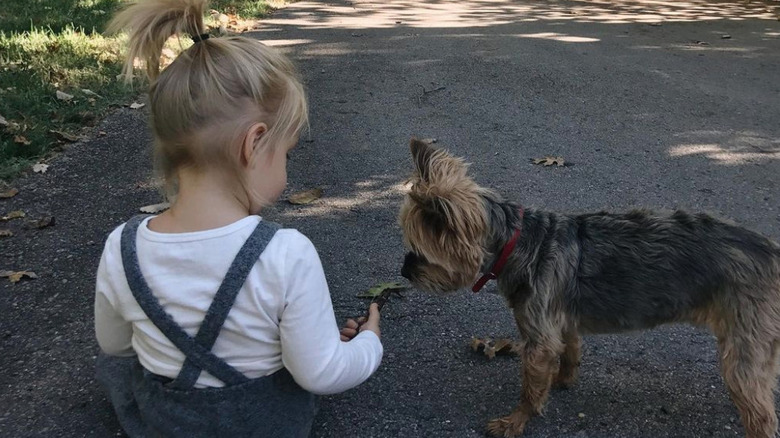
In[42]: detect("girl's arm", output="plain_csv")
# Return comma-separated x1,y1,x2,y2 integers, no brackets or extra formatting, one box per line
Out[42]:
94,235,135,357
279,232,383,395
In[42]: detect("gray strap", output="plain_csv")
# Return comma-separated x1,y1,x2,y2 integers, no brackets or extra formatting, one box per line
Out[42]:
171,219,280,389
120,216,278,387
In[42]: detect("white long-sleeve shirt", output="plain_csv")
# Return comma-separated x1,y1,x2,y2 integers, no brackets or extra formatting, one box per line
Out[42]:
94,215,382,394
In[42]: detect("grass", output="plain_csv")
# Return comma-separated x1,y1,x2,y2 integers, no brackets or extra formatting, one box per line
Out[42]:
211,0,276,18
0,0,275,181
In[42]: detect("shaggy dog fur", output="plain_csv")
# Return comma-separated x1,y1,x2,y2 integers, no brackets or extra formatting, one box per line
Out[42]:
399,139,780,438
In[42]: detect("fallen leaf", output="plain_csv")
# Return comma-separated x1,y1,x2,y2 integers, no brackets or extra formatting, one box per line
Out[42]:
81,88,102,98
470,337,520,360
98,131,107,137
532,156,565,167
0,229,12,237
28,216,55,229
420,138,437,144
288,188,323,205
578,413,586,418
32,163,49,173
129,102,145,109
56,90,74,101
0,114,7,126
356,281,407,298
13,135,31,145
139,202,170,213
0,270,38,283
49,130,82,142
0,188,19,198
1,210,25,221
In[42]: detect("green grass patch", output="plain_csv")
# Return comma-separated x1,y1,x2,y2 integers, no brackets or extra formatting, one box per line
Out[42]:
0,0,275,180
211,1,275,19
0,0,132,180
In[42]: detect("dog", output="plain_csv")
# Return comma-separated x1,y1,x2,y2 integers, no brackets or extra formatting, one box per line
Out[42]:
399,138,780,438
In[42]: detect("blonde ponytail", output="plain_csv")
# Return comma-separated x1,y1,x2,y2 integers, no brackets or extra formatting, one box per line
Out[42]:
108,0,208,81
108,0,308,198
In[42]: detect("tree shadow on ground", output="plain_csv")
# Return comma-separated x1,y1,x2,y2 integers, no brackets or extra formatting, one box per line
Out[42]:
0,0,778,437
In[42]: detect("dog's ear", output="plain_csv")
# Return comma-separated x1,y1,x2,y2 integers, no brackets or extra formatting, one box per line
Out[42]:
409,191,456,230
410,138,436,181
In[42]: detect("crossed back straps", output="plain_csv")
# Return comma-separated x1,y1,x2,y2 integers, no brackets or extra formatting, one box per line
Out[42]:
120,215,280,389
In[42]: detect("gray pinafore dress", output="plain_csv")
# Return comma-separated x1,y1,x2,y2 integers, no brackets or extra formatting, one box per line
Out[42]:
96,215,317,437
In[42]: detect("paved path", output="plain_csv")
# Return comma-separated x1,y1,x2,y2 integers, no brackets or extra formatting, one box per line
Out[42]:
1,0,779,436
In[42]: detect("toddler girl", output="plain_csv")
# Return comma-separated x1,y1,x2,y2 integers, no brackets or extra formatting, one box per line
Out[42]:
95,1,382,436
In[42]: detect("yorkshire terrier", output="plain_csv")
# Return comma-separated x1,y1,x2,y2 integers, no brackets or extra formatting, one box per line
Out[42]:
399,138,780,438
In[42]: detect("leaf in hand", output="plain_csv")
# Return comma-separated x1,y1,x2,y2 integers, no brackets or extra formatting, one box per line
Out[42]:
356,281,407,298
532,156,565,167
287,188,323,205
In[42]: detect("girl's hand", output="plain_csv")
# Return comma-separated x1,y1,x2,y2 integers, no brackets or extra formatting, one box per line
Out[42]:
340,303,381,341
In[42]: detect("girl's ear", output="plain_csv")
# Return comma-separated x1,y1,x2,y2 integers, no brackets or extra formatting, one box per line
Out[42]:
241,123,268,167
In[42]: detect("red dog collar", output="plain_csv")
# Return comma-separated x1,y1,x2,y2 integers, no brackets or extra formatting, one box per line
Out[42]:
472,207,524,293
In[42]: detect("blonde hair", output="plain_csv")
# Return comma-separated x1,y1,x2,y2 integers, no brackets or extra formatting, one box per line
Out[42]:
108,0,308,197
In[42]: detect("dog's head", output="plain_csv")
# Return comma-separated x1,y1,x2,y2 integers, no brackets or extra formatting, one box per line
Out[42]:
399,138,490,293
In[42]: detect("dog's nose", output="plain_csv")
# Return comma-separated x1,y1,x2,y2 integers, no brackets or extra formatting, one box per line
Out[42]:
401,252,415,279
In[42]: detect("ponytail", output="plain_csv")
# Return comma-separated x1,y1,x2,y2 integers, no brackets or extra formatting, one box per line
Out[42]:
108,0,208,81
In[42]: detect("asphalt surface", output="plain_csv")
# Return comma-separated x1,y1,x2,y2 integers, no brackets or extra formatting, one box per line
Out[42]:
1,0,779,437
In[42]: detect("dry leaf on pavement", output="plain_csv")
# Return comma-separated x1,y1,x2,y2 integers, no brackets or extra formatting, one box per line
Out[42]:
288,188,323,205
471,337,521,360
129,102,145,109
1,210,25,221
0,188,19,198
0,229,12,237
0,270,38,283
139,202,170,213
532,156,566,167
28,216,55,229
32,163,49,173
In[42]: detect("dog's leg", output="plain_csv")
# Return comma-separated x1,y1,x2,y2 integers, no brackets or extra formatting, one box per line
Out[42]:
487,339,561,437
718,335,779,438
553,326,581,389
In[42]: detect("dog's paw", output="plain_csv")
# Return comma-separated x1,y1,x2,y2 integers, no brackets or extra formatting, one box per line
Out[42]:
552,373,578,390
487,415,527,438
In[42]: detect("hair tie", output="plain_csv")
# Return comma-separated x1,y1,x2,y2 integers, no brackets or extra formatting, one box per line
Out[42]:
191,33,210,43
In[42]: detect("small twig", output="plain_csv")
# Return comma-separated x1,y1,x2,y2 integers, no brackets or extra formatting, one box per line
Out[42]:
417,85,446,107
423,85,446,94
356,288,402,329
